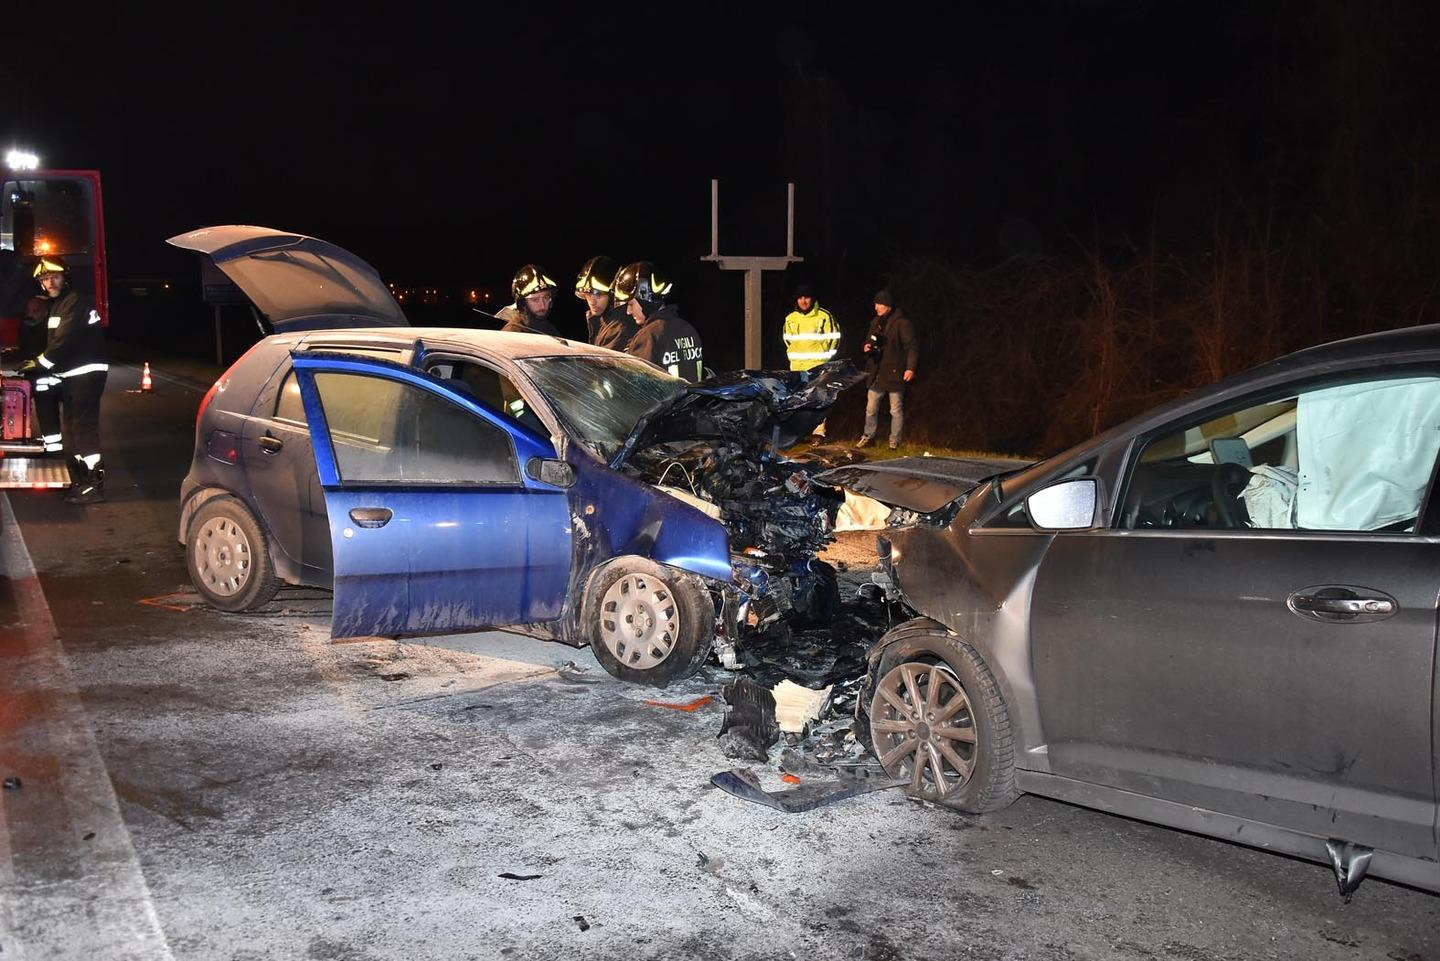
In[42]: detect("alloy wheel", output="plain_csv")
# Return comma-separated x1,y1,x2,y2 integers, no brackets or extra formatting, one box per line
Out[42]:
870,662,979,801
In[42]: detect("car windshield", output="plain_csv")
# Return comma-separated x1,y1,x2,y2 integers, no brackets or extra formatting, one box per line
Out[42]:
517,355,686,460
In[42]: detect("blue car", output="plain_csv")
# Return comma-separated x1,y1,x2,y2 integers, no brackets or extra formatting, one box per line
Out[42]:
170,226,859,685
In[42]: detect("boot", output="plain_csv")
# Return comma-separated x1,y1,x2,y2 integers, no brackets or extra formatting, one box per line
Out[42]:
65,458,105,504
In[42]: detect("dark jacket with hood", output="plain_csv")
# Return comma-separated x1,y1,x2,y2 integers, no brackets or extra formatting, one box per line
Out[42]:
625,304,704,382
864,307,918,392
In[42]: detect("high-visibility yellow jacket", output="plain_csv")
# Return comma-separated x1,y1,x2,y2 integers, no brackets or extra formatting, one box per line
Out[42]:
783,304,841,372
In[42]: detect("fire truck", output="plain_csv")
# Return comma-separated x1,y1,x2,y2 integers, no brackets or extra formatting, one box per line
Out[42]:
0,154,107,488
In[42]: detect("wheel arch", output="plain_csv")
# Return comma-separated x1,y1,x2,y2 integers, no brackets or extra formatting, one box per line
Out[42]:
179,485,303,588
865,615,1046,772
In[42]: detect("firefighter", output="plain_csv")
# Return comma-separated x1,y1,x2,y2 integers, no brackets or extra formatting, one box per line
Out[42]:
782,282,841,441
614,261,704,382
496,264,562,337
575,255,636,351
18,257,108,502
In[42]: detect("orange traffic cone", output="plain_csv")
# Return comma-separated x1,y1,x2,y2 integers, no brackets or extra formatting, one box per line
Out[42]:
141,362,153,392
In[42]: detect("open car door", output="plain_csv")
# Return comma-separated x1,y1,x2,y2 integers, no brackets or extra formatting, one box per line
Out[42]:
290,353,572,638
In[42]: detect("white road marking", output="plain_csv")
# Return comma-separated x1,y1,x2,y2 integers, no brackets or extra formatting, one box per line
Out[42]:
0,493,175,961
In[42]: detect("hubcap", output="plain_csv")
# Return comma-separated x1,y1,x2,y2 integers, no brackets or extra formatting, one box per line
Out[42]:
194,516,252,598
870,662,978,801
599,573,680,670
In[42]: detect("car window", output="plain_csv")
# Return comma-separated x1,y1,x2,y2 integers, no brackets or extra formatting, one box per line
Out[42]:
1121,373,1440,532
425,360,547,437
312,372,518,485
516,355,685,460
275,370,306,424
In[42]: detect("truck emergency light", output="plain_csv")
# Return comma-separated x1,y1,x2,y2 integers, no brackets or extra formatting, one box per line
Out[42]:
5,149,40,171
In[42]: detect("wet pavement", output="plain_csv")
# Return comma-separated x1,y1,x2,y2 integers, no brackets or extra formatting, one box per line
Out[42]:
1,352,1438,960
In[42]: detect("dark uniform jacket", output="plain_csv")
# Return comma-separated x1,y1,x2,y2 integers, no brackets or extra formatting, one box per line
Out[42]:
864,308,918,392
591,305,638,352
38,288,107,376
625,305,704,382
497,304,562,338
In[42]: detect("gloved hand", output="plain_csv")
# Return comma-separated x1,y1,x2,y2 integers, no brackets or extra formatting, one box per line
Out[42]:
16,359,38,375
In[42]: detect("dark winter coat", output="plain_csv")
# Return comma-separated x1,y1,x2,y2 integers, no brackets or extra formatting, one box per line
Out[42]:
590,304,638,352
625,304,704,382
39,288,107,375
863,308,918,391
497,303,562,338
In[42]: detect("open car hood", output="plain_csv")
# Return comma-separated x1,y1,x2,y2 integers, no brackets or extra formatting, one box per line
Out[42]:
815,456,1033,514
166,225,409,332
610,361,867,469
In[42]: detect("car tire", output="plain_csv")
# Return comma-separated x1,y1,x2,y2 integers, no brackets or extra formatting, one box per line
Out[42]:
863,620,1019,813
585,557,713,687
186,496,280,613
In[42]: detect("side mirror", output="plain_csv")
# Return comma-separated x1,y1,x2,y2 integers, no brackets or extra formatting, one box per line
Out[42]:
525,457,576,489
1026,478,1098,531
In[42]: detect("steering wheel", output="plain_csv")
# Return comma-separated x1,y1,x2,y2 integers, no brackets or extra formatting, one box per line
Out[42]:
1210,462,1253,528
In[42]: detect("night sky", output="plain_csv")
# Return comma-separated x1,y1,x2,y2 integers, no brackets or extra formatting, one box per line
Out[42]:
6,2,1437,367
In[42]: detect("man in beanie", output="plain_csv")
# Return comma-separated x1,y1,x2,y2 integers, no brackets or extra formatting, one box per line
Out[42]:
856,289,917,450
782,282,841,441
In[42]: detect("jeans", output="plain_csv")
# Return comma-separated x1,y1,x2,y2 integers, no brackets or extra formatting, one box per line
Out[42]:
863,387,904,445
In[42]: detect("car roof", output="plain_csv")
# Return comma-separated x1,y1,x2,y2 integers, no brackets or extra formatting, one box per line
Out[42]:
291,326,623,361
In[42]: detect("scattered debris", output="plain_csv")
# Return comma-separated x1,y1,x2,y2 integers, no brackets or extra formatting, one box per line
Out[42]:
378,672,412,682
557,661,599,684
572,916,590,932
642,695,714,712
2,777,20,791
780,774,801,785
82,832,95,841
498,872,542,881
772,679,831,733
716,678,779,761
710,768,902,813
429,763,443,772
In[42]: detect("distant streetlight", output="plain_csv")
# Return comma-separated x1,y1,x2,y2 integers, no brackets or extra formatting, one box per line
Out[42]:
5,149,40,171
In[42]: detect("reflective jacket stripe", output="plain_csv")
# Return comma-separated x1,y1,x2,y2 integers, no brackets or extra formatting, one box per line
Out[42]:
787,350,838,360
57,363,110,377
782,331,842,342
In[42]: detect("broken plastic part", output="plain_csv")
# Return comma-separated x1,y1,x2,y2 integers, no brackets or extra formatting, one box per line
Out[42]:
1325,838,1373,902
717,678,780,761
710,767,903,813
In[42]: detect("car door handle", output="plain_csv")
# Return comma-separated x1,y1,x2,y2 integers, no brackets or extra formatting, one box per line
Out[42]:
1288,586,1397,623
258,435,284,454
348,507,393,529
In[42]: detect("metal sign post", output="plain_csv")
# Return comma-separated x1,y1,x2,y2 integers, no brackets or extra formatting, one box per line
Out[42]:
701,180,802,370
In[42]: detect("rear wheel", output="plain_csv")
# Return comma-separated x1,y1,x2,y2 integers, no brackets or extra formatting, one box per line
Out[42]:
586,558,713,687
187,497,279,612
864,623,1019,812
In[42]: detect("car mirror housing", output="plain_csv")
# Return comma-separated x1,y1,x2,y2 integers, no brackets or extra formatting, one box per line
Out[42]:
526,457,576,489
1027,478,1098,530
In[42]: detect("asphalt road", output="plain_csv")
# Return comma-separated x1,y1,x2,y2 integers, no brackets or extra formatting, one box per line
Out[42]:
0,353,1437,961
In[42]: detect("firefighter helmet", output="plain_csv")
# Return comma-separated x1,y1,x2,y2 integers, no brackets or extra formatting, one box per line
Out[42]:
613,261,673,308
574,255,618,299
32,256,67,278
511,264,557,302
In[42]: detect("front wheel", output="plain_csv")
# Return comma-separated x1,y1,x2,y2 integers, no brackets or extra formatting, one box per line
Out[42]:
585,558,713,687
863,623,1019,813
186,496,280,612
